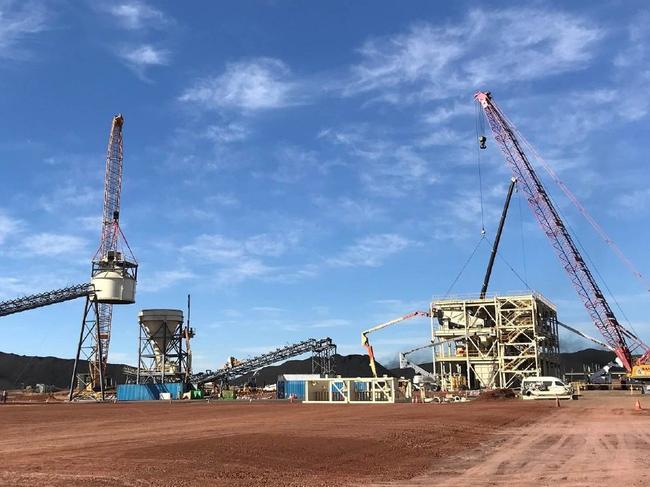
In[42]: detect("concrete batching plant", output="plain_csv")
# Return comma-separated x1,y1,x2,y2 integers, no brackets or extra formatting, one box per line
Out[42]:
136,309,193,384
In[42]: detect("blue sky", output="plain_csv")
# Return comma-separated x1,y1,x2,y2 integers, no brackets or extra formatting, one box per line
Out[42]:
1,1,649,370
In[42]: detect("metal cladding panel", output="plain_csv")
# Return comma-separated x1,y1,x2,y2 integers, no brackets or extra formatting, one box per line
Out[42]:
116,383,184,401
277,380,305,400
354,382,368,392
277,374,320,382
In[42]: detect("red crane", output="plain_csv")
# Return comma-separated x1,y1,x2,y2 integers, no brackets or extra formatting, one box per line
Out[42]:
69,114,137,400
475,91,650,372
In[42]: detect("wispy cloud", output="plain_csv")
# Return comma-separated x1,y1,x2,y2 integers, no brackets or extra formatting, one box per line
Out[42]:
0,0,48,59
313,196,385,224
262,145,342,184
38,182,100,214
204,122,250,144
180,58,299,111
318,126,438,196
106,1,170,31
138,269,196,293
181,232,302,284
346,8,603,103
328,233,412,268
118,44,170,79
0,210,23,244
19,232,88,257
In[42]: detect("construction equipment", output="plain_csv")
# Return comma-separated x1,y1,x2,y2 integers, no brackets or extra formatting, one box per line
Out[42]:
0,284,93,317
480,177,517,299
69,114,138,400
475,91,650,384
361,311,431,377
193,337,336,386
398,343,439,391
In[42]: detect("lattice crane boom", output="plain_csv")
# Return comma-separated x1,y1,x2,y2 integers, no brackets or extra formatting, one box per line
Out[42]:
98,114,124,259
475,91,648,371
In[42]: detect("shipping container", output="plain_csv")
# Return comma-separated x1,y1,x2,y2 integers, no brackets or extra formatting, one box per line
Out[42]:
116,383,184,401
277,374,320,400
277,380,306,400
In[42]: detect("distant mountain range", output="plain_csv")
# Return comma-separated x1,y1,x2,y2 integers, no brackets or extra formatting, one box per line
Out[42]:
0,348,616,390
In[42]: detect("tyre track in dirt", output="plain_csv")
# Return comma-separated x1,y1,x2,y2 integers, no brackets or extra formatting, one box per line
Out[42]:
377,394,650,487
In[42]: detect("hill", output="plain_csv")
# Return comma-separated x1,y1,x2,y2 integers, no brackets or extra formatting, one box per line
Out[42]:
233,354,391,386
0,348,619,391
0,351,129,390
388,348,618,379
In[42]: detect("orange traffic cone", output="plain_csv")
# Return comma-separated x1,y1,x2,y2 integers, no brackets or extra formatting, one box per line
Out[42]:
635,399,642,411
555,397,561,408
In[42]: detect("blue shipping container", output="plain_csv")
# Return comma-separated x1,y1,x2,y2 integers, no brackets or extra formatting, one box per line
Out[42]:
277,380,306,400
116,383,184,401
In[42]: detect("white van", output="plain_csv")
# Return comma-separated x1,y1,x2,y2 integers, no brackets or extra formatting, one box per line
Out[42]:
521,376,574,400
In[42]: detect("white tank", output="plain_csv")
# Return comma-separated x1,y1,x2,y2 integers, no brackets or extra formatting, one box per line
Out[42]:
92,270,136,304
139,309,184,373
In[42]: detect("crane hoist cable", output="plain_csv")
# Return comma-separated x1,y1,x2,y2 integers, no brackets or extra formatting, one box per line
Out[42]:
499,106,650,295
443,235,486,298
474,102,486,234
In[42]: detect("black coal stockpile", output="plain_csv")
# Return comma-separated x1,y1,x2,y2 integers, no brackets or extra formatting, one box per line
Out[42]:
0,351,129,390
558,348,616,373
234,354,391,387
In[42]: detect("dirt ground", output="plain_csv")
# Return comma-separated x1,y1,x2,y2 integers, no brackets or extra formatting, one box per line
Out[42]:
0,392,647,486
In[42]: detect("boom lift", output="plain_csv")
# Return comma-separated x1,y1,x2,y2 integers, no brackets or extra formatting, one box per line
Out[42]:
475,91,650,385
361,311,431,377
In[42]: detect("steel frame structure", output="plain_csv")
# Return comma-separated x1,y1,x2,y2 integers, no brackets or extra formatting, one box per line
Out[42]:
304,377,400,403
0,284,92,317
136,316,190,384
430,293,560,390
69,296,104,400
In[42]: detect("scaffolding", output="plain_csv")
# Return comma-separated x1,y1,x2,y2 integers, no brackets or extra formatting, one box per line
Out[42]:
304,377,403,403
431,293,560,390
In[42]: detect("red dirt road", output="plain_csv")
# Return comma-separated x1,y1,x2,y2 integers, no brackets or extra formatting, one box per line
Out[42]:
0,398,546,486
377,392,650,487
1,394,647,486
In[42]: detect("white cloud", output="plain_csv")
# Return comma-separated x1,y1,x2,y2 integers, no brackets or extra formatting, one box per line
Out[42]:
119,44,169,72
138,269,196,293
38,183,100,213
179,58,298,111
0,0,48,59
106,1,170,30
0,277,32,299
319,127,438,196
313,196,385,224
613,189,650,217
347,8,603,103
19,232,88,257
310,318,351,329
328,233,412,268
204,122,250,143
266,145,340,184
0,211,23,244
181,232,302,284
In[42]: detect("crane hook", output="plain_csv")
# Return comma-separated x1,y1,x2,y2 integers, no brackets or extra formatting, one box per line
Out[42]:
479,135,487,150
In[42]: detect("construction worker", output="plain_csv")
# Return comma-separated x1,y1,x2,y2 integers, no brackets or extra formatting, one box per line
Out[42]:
1,390,7,404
